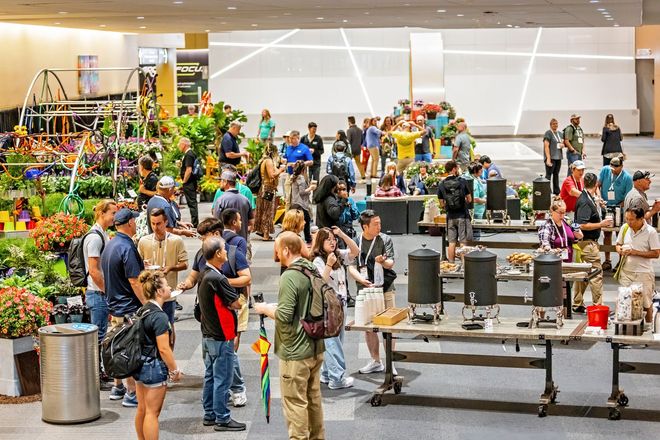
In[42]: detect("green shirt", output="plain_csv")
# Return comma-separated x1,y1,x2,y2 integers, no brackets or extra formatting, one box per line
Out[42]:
213,182,256,209
564,124,584,154
275,259,325,361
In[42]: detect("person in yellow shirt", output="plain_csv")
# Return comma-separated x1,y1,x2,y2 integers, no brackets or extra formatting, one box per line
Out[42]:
389,121,425,174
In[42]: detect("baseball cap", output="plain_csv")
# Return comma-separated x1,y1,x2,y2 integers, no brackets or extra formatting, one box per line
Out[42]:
571,160,586,170
570,113,581,119
220,170,237,182
633,170,654,181
283,130,292,137
609,157,622,167
113,208,139,226
157,176,175,189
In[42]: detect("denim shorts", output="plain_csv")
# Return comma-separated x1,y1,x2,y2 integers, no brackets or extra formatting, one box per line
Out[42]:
134,357,169,388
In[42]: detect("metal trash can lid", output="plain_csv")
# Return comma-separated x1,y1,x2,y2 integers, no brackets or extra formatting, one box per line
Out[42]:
39,323,98,336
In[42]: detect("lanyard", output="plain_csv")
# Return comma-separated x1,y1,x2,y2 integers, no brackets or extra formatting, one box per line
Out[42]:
609,170,621,191
151,233,169,268
552,220,568,248
358,235,377,267
583,190,602,221
552,130,562,144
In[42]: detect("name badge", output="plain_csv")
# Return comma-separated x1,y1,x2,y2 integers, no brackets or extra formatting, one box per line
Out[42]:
359,266,368,279
415,138,423,145
608,190,615,200
561,249,569,260
577,137,583,144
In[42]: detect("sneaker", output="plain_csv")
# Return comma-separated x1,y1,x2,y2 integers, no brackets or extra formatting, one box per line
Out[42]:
214,419,247,432
329,377,354,390
392,365,398,376
346,296,356,308
108,385,126,400
572,305,586,314
122,391,138,408
203,418,216,427
320,376,329,384
359,360,385,374
232,391,247,407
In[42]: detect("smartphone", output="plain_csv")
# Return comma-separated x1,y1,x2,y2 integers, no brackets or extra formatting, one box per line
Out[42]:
253,292,264,304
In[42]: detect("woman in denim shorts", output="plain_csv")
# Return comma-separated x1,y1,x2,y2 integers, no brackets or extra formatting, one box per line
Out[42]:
134,270,182,440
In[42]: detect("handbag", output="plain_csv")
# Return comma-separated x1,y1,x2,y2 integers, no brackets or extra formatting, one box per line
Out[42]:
261,190,276,202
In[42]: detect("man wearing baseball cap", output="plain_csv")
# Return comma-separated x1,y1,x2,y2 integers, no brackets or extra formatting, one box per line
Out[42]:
624,170,660,221
597,156,633,270
146,176,196,237
101,207,145,407
560,160,586,215
563,114,585,175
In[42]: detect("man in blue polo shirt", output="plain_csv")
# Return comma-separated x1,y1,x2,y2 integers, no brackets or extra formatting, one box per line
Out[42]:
283,130,313,174
101,208,145,408
146,176,196,237
597,156,633,271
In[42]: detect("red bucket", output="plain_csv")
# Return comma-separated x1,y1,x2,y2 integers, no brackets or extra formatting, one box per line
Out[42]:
587,305,610,329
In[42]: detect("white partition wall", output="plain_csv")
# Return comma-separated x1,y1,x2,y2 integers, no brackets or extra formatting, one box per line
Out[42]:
410,33,445,106
208,27,637,136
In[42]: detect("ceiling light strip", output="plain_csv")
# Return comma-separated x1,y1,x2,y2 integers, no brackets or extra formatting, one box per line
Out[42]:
340,28,375,117
209,40,631,60
514,27,543,136
209,28,300,79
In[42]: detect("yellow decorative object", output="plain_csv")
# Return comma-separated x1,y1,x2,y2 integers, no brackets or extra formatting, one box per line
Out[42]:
32,206,42,219
0,211,10,223
15,221,27,231
4,221,15,231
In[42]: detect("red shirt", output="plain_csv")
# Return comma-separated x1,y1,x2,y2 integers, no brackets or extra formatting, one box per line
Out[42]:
560,175,583,212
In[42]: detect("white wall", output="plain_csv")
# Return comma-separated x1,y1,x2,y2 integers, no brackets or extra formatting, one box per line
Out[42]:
0,23,138,111
208,27,638,137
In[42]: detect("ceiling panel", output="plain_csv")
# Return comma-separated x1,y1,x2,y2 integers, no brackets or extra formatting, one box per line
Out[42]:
0,0,650,33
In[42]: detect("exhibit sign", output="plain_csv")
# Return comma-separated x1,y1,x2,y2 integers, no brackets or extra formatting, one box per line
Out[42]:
176,49,209,115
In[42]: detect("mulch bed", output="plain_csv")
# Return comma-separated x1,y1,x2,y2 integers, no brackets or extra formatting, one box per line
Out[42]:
0,393,41,404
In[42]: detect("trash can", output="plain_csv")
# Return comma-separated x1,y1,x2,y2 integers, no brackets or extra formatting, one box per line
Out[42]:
38,323,101,424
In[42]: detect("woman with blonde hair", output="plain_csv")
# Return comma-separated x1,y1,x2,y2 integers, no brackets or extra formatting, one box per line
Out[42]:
254,141,285,241
133,270,181,440
256,108,276,141
275,208,310,272
538,197,583,262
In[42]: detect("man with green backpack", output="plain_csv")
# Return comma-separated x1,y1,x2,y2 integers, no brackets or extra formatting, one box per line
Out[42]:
563,114,586,176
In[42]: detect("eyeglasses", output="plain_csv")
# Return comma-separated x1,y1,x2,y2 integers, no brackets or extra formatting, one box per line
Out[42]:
337,187,347,191
554,210,566,215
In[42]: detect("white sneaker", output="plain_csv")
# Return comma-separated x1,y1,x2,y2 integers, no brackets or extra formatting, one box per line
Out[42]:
359,359,385,374
329,376,355,390
232,391,247,407
392,365,398,376
320,376,329,384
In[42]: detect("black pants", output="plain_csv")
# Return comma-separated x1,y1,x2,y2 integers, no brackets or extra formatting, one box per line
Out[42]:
302,208,312,244
310,165,321,182
182,182,199,227
545,159,562,195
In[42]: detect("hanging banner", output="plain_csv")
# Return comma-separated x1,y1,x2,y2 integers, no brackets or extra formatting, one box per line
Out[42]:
176,49,209,116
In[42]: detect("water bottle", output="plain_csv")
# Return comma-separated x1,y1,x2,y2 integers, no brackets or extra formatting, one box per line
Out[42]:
366,289,376,322
376,287,386,313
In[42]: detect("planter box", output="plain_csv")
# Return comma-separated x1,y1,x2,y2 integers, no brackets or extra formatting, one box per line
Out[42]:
0,336,34,396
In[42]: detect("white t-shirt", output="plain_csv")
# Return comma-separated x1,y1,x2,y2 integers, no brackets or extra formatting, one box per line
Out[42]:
313,249,353,300
83,224,108,292
616,222,660,272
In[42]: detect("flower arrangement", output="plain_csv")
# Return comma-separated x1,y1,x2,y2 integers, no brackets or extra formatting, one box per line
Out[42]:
30,213,89,252
422,103,442,114
413,99,425,108
405,162,446,187
0,286,52,338
397,98,411,106
402,105,412,114
513,181,533,217
439,101,457,119
199,175,221,194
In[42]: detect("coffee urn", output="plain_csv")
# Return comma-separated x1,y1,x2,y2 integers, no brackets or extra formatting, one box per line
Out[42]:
464,248,498,307
486,177,507,212
407,245,442,322
532,176,551,212
532,253,563,308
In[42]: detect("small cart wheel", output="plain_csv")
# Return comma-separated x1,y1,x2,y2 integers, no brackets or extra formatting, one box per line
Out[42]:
538,404,548,418
608,408,621,421
617,394,629,407
393,381,402,395
550,388,559,404
370,395,382,407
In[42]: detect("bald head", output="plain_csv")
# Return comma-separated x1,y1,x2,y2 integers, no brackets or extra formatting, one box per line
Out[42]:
457,122,467,132
276,231,304,267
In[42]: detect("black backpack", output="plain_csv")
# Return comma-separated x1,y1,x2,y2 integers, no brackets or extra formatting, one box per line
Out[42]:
101,307,151,379
68,229,105,287
443,178,465,211
330,155,349,182
246,161,263,194
192,157,204,180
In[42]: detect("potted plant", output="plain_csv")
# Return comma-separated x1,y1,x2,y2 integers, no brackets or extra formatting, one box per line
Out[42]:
68,303,86,323
52,303,69,324
52,279,83,305
0,286,52,396
30,212,88,253
422,103,442,120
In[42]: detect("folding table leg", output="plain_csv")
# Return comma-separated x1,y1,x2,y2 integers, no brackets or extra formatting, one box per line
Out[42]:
538,340,559,417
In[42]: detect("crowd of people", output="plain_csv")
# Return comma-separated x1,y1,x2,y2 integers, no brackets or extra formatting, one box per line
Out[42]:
77,108,659,440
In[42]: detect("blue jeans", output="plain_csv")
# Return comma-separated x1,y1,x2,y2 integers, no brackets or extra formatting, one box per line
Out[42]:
230,350,246,394
202,338,235,423
321,304,347,385
415,153,432,163
566,152,581,176
85,290,108,343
